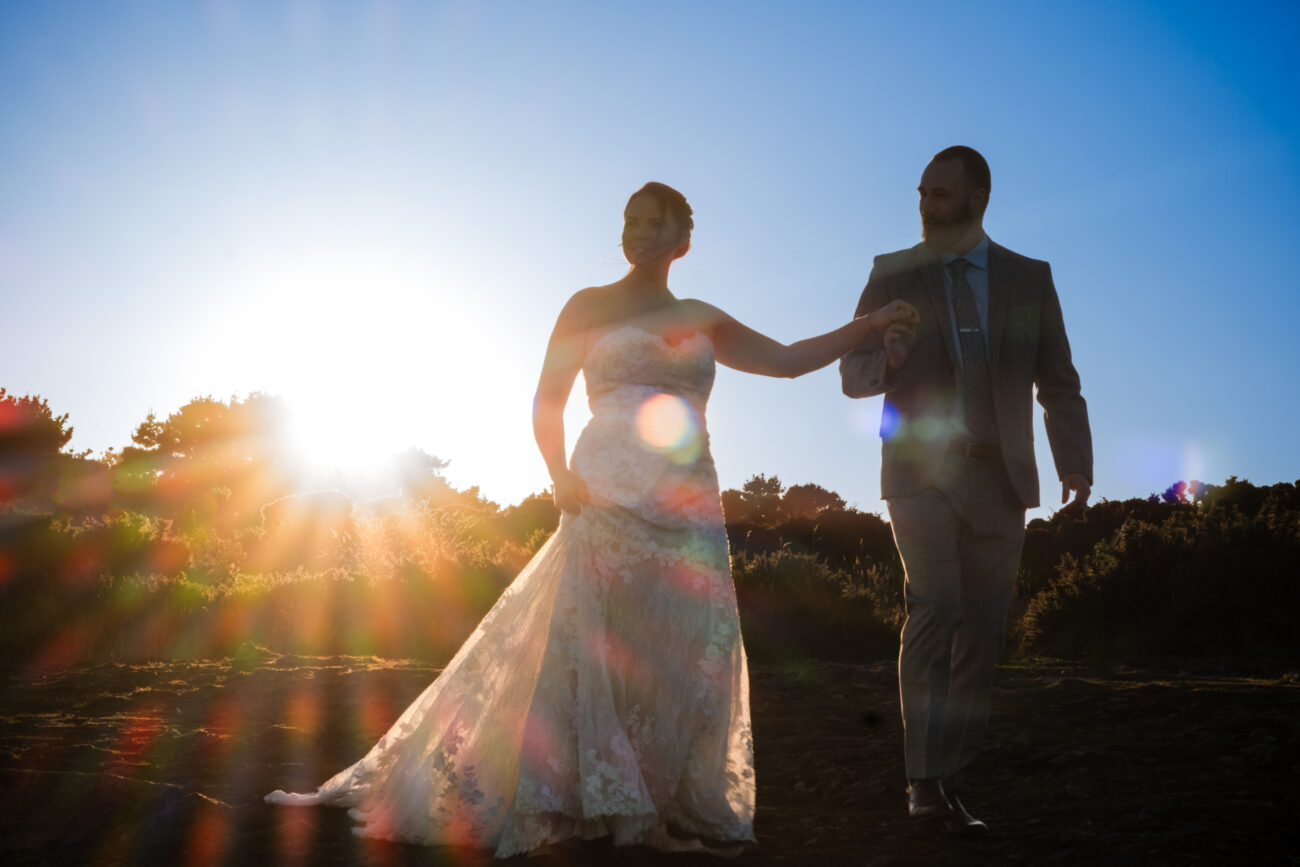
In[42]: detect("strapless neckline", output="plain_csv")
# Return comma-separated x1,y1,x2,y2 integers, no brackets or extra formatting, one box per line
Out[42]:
589,324,713,357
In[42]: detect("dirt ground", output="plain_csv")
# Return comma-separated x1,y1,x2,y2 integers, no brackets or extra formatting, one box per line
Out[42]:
1,650,1296,866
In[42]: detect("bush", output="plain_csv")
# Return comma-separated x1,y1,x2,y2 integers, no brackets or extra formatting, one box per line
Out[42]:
0,496,522,667
1021,502,1300,659
731,547,899,661
6,469,1299,669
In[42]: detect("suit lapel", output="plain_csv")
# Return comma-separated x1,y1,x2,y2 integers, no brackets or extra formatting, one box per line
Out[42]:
986,240,1012,370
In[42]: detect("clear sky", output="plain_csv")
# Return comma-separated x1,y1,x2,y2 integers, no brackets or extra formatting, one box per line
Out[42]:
2,1,1297,518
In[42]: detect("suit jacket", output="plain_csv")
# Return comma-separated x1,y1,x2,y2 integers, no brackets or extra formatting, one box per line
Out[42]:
839,240,1092,509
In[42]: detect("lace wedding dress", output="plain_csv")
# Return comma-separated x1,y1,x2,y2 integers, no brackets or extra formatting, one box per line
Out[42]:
266,325,756,857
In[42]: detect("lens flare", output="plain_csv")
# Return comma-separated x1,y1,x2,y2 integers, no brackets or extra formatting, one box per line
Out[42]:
1182,443,1206,485
878,402,900,439
275,805,315,867
184,805,230,867
634,394,702,464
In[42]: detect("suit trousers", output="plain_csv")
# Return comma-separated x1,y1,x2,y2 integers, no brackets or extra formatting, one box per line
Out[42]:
887,451,1026,785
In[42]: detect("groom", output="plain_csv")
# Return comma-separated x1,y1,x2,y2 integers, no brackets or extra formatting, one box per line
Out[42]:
840,146,1092,834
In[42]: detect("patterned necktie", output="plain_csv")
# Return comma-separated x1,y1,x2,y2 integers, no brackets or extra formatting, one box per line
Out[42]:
949,258,996,441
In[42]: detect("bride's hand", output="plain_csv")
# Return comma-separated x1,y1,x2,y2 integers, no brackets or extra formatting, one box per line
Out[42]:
863,299,920,334
552,469,590,514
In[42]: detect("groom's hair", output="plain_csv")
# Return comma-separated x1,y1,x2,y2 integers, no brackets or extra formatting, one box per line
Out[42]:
931,146,991,194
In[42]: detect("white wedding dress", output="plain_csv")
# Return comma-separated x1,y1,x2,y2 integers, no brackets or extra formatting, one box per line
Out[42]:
266,325,756,857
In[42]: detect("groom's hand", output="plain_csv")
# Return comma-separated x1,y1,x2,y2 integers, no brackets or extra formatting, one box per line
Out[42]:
884,323,917,370
872,299,920,330
1060,473,1091,517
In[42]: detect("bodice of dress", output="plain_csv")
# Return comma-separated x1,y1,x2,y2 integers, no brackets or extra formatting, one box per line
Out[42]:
571,326,721,526
583,325,715,416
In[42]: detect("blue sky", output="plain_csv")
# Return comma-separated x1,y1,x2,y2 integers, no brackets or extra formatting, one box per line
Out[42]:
2,1,1297,518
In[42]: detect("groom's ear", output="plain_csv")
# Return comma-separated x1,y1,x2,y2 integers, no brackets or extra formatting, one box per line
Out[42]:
972,187,990,215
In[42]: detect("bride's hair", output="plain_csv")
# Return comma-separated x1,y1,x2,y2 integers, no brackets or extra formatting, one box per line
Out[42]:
627,182,693,257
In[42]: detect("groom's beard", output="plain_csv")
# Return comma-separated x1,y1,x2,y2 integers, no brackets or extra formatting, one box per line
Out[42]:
921,198,975,252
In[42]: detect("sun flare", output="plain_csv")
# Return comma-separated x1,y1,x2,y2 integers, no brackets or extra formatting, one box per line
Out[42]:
280,395,402,480
223,254,449,484
191,241,548,501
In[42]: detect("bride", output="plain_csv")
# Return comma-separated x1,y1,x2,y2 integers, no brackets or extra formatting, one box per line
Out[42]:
266,182,918,857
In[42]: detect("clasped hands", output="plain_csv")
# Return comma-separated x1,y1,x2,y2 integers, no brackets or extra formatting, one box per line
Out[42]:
859,299,921,371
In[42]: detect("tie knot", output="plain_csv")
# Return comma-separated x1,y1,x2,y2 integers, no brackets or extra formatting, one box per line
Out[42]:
948,258,971,277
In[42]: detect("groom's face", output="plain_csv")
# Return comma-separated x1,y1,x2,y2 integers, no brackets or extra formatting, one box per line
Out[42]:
918,159,981,251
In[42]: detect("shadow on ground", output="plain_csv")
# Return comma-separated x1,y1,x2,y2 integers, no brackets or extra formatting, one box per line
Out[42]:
1,651,1297,865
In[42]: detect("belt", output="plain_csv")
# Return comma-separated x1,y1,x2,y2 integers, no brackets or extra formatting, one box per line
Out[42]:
947,440,1001,461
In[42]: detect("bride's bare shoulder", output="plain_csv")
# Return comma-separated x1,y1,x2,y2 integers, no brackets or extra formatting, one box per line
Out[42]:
566,285,608,304
564,284,623,313
554,286,609,324
679,298,734,333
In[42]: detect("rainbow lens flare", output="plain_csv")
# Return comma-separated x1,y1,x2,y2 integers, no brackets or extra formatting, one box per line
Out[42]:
634,394,702,465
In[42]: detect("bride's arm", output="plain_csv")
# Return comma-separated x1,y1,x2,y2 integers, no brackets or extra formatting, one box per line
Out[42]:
533,290,593,512
703,299,919,378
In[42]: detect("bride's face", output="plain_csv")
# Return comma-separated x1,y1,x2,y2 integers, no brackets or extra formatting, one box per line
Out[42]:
622,195,685,266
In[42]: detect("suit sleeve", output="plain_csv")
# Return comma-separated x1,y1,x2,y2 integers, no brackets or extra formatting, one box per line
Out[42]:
1034,263,1094,484
840,258,894,398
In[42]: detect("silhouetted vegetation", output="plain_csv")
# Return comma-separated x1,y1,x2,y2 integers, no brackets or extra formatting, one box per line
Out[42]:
720,474,903,660
2,389,1297,670
0,391,553,668
1019,477,1300,659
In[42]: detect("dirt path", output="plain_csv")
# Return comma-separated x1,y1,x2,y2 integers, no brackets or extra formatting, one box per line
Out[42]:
1,653,1296,865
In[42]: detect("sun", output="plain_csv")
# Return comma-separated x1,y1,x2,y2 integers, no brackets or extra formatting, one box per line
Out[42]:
195,239,549,503
220,253,450,486
280,393,403,482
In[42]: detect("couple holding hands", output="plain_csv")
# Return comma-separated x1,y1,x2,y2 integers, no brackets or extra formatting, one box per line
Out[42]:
268,145,1092,856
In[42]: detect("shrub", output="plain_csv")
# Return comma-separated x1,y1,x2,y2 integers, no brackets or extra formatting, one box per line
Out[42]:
731,548,899,661
1021,503,1300,659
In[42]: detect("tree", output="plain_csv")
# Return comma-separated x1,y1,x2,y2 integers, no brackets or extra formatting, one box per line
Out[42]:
0,390,81,505
393,447,452,501
128,393,288,467
1160,481,1187,504
720,488,748,524
738,474,785,527
495,491,560,544
119,393,294,524
782,483,847,520
0,390,75,456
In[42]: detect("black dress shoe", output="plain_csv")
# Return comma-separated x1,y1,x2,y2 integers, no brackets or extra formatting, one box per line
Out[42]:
906,779,952,822
942,794,989,836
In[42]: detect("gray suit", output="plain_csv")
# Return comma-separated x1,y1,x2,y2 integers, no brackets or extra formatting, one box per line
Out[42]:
841,239,1091,785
